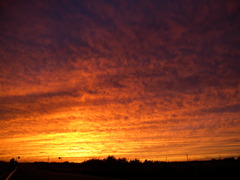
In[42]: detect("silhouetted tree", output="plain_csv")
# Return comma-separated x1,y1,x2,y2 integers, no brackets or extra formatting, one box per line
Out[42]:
9,158,17,170
118,157,128,164
222,157,235,161
130,158,141,166
105,156,117,164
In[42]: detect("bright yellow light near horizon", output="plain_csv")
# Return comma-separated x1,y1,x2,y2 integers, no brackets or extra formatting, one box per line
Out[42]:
0,132,104,161
1,107,239,163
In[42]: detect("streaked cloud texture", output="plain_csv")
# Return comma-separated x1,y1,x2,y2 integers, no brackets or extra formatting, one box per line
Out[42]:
0,0,240,161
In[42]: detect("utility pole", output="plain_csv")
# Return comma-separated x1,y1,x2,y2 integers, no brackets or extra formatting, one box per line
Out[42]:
186,154,189,162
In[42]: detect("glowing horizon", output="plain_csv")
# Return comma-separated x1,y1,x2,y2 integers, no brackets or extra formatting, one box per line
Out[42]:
0,0,240,162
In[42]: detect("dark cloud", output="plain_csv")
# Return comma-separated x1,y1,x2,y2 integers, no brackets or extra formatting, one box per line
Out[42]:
200,104,240,114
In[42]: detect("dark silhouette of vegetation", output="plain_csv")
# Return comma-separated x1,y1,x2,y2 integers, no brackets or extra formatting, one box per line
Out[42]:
30,156,240,179
9,158,18,170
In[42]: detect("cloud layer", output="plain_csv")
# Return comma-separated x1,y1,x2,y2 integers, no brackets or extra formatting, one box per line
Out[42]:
0,0,240,161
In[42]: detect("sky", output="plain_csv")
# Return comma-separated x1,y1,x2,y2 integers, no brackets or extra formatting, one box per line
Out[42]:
0,0,240,162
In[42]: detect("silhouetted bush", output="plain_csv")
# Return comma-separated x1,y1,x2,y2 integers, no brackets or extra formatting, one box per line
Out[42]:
222,157,235,161
117,157,128,164
28,156,240,179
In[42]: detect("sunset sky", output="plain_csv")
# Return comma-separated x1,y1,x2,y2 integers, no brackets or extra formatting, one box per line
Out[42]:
0,0,240,162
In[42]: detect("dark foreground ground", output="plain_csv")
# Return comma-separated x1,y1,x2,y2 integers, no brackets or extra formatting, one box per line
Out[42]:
9,164,123,180
1,157,240,180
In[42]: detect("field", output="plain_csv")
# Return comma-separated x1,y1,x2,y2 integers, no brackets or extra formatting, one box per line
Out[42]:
28,156,240,179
